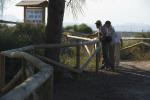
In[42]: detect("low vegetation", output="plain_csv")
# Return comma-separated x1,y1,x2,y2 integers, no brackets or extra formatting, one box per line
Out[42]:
0,23,45,51
0,23,150,61
64,23,93,34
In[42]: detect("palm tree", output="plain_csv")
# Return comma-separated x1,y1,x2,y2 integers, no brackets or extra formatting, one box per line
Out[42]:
45,0,85,61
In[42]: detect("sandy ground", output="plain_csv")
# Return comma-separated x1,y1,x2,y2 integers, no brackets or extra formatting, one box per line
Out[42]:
54,61,150,100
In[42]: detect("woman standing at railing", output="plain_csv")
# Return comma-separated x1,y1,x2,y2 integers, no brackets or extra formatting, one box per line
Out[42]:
110,32,123,68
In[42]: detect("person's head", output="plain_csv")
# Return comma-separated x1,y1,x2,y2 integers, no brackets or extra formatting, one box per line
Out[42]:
105,20,111,27
95,20,102,28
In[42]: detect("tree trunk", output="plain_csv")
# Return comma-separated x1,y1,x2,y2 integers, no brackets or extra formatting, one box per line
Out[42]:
45,0,65,61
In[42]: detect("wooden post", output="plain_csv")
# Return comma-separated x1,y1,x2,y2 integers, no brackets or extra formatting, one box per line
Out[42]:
96,42,100,72
42,7,45,24
76,40,81,69
37,73,53,100
0,54,5,89
24,6,26,23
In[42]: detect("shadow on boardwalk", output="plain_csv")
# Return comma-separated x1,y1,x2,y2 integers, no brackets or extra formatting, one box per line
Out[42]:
54,62,150,100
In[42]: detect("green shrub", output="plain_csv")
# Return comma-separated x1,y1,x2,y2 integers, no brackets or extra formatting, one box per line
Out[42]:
0,23,45,50
64,23,93,34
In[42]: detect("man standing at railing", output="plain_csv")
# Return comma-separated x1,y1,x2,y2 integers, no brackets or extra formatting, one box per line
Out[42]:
100,21,115,70
95,20,102,39
95,20,103,68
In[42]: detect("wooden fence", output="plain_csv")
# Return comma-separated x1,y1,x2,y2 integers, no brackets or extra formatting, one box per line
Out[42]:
0,33,149,100
0,49,53,100
0,20,18,24
0,35,100,100
121,37,150,50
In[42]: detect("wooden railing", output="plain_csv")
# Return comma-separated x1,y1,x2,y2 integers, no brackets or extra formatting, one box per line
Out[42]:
0,46,54,100
121,41,150,50
0,35,100,100
0,20,19,24
121,37,150,50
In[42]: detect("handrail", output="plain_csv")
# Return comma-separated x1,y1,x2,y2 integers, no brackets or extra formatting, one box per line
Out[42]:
121,42,150,50
34,39,99,49
0,34,100,100
1,45,34,53
1,34,149,100
66,34,97,41
0,20,19,24
1,40,98,53
0,51,53,100
122,37,150,40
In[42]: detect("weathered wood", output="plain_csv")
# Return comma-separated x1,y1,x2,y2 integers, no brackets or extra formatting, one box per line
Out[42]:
25,64,38,100
96,42,101,72
0,34,102,100
76,40,81,69
36,55,81,73
36,73,53,100
122,37,150,40
1,46,34,53
0,20,18,24
80,47,101,71
84,45,91,56
0,68,23,94
66,34,97,41
141,42,150,47
121,42,150,51
34,40,99,49
0,52,53,100
0,54,5,89
121,42,143,50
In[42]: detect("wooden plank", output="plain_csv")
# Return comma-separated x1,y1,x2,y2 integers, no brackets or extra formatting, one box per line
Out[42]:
0,68,23,94
96,43,101,72
66,34,97,41
80,47,100,71
0,54,5,89
122,37,150,40
1,45,34,53
0,51,53,100
84,45,91,56
34,40,99,49
36,55,81,74
0,20,18,24
36,74,53,100
121,42,142,50
25,64,39,100
142,42,150,47
76,40,81,69
121,42,150,50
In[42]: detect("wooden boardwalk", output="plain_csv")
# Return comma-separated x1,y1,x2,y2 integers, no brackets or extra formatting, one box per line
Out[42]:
54,61,150,100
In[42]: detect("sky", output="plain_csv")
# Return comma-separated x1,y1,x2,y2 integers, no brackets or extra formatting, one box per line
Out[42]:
1,0,150,26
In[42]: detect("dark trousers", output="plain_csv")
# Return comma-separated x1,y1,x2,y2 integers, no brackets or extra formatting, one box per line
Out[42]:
102,42,111,67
